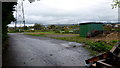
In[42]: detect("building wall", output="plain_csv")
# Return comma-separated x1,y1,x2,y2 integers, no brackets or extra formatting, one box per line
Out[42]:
79,23,103,37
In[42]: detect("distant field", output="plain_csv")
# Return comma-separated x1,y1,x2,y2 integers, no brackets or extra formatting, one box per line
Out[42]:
24,32,79,37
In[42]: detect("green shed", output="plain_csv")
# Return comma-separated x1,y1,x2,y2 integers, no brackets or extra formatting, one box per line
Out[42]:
79,22,103,37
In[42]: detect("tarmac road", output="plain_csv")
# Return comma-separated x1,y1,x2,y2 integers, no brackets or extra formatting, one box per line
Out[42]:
3,33,90,66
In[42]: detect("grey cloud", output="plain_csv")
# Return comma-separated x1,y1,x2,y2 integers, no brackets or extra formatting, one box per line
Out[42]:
17,0,118,25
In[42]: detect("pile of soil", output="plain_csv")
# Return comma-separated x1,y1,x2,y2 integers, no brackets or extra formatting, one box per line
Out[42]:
91,32,119,41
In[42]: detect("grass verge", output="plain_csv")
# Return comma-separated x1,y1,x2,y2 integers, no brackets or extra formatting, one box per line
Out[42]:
25,33,46,37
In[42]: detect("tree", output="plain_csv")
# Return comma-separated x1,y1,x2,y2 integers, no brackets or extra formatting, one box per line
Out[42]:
112,0,120,9
49,25,56,29
24,26,28,30
55,26,62,29
2,2,17,43
2,2,17,53
28,26,34,29
34,23,43,30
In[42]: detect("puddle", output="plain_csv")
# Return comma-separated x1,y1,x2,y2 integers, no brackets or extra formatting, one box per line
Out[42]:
68,42,83,46
61,42,84,48
61,44,69,47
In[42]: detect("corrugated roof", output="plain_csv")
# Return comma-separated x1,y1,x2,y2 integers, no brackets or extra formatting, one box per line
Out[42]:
79,22,103,25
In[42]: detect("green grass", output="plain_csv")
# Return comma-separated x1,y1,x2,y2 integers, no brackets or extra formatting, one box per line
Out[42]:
24,33,46,37
34,31,56,34
83,46,99,56
52,36,92,44
24,31,75,36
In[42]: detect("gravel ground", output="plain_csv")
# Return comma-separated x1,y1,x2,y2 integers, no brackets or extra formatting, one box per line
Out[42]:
3,33,91,66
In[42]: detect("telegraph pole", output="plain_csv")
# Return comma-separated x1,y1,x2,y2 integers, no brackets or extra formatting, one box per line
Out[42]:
15,0,41,31
22,1,25,30
16,0,25,31
15,5,17,30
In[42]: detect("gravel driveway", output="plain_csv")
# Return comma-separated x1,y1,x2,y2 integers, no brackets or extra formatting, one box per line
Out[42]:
3,33,90,66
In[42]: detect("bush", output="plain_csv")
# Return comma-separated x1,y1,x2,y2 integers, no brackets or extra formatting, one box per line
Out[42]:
111,40,118,43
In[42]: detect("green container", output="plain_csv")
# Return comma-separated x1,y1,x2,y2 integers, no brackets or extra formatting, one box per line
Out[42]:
79,22,103,37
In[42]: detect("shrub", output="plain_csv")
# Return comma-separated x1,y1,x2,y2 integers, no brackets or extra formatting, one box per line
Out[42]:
111,40,118,43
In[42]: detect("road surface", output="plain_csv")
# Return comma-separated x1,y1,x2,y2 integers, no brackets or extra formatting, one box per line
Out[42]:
3,33,90,66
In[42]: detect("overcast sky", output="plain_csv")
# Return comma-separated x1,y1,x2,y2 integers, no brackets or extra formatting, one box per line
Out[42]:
8,0,118,27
